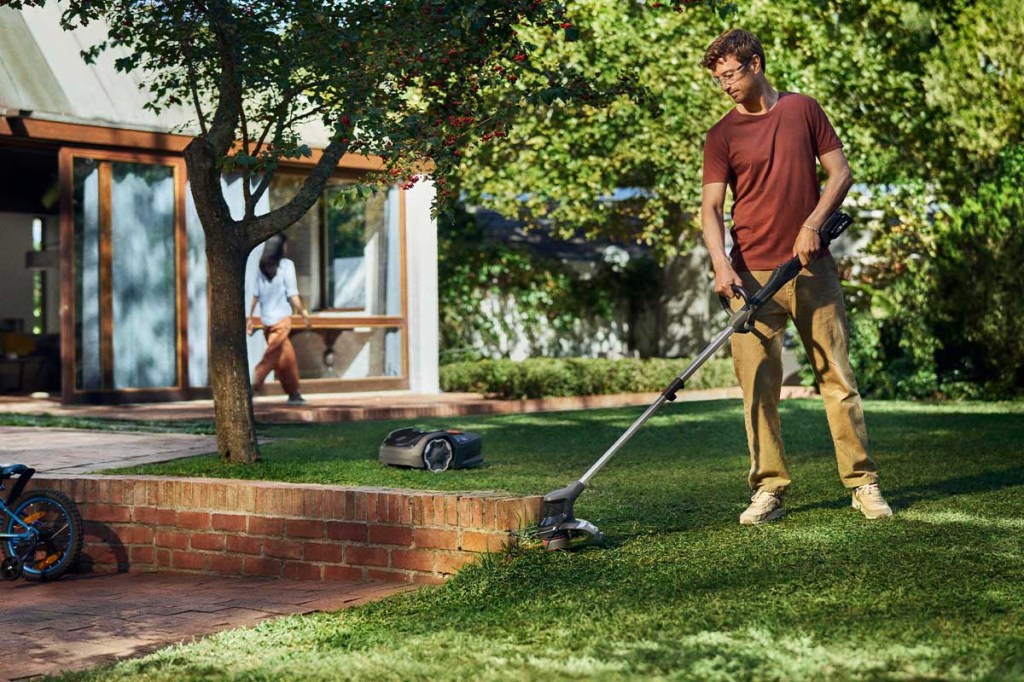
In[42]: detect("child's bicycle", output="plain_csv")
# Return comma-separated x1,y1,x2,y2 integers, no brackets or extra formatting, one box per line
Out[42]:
0,465,83,582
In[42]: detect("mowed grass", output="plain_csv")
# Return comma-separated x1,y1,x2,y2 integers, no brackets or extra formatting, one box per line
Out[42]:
64,399,1024,680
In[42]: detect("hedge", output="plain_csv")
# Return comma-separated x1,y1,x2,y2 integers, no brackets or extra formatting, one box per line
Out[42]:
439,357,737,399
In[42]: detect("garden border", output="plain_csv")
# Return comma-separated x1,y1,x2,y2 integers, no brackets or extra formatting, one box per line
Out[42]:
27,475,541,585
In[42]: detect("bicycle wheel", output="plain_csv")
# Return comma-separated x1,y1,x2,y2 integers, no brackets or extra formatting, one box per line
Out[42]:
4,489,84,582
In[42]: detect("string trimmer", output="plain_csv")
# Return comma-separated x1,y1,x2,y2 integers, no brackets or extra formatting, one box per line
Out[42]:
535,210,854,549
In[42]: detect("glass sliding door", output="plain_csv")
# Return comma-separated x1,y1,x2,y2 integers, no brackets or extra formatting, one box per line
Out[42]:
63,150,185,397
110,162,177,388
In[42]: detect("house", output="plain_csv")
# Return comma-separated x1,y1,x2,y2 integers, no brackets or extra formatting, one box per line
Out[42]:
0,4,439,403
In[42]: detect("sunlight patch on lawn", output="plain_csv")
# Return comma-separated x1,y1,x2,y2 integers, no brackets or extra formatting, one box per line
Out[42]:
107,625,974,681
613,628,966,681
901,509,1024,530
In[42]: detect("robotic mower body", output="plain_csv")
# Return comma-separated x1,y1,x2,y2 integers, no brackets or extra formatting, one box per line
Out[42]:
379,428,483,472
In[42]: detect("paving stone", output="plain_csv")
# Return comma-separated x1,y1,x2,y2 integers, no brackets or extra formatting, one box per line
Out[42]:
0,573,407,680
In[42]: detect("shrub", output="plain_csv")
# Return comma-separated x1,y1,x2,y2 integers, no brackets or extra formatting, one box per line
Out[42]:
837,146,1024,400
440,357,736,399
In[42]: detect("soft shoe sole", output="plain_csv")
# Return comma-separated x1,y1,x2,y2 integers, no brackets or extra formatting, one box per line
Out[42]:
739,508,787,526
852,499,892,519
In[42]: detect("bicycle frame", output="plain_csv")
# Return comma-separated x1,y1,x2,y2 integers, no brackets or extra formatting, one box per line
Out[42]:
0,500,36,540
0,466,38,544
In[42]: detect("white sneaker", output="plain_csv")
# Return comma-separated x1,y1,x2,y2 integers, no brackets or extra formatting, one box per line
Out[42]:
852,484,893,519
740,490,786,525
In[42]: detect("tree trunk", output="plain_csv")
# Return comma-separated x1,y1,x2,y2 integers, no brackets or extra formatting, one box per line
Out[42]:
185,137,261,463
205,229,261,463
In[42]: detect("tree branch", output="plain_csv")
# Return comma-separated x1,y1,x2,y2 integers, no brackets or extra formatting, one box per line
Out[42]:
182,16,209,137
245,137,352,247
205,0,243,157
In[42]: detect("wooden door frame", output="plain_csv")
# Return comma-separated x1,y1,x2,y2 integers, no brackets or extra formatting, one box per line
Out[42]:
58,147,189,403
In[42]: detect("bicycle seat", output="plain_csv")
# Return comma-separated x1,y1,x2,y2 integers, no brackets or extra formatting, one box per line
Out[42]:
1,464,29,479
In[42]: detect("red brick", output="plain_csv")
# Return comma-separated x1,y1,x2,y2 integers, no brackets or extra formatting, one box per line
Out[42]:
301,489,325,517
391,549,435,573
171,550,205,571
413,528,459,550
82,545,125,567
324,565,365,582
284,561,323,581
156,508,178,526
445,497,459,526
82,522,111,542
327,521,367,542
385,494,403,524
87,504,132,523
211,513,248,532
207,554,244,575
346,546,388,567
410,496,426,525
303,542,345,564
117,525,155,545
365,493,380,522
93,479,113,503
248,516,285,536
285,519,325,539
154,530,190,550
129,545,156,565
263,538,303,560
461,531,508,554
430,496,446,526
434,551,477,575
83,521,113,540
495,497,542,531
190,533,227,552
226,535,263,555
243,556,283,577
155,548,172,567
367,569,412,584
133,506,160,525
351,492,367,521
368,525,413,547
458,497,484,529
412,573,447,586
322,490,347,519
174,511,211,530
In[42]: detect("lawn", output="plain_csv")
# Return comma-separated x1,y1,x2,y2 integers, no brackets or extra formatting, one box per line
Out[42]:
60,398,1024,680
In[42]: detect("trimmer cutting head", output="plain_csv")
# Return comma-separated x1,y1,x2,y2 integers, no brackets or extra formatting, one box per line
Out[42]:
535,480,604,550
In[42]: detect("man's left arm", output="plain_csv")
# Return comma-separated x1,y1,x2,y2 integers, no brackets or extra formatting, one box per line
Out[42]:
793,148,854,265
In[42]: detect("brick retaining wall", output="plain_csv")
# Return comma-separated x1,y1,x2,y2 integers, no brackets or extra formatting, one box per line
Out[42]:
26,476,541,585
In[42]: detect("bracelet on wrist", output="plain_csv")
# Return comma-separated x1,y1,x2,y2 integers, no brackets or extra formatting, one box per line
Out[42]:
801,225,820,235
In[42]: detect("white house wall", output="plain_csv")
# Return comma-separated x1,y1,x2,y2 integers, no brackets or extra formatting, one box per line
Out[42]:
404,181,440,393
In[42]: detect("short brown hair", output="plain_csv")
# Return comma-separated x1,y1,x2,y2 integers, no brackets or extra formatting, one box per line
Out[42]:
701,29,766,73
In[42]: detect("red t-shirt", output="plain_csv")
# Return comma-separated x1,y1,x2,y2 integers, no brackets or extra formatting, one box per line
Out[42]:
702,92,842,271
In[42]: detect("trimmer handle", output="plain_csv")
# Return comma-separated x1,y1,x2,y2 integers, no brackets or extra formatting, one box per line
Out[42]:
718,284,751,312
718,210,853,333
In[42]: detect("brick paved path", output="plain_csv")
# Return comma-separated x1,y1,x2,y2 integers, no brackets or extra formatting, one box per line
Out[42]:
0,573,408,680
0,426,219,474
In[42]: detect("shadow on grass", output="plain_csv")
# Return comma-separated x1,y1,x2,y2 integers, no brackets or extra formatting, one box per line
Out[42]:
789,463,1024,515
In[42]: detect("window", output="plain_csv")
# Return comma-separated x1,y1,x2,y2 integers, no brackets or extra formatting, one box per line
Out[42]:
256,174,405,383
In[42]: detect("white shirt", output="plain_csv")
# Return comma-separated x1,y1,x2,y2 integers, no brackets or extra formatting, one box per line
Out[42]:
254,258,299,326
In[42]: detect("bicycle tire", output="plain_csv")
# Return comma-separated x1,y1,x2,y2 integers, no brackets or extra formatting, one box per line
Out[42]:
4,489,84,582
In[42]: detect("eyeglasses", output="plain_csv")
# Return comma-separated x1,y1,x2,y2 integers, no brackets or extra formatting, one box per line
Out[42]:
711,61,750,88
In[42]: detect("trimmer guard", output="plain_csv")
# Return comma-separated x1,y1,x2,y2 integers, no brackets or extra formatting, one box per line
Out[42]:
535,481,604,549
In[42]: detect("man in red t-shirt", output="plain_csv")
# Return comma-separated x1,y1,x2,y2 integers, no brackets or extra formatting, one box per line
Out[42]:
700,29,892,524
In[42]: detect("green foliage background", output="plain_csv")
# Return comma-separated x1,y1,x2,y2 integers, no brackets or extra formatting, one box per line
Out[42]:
452,0,1024,398
438,206,661,361
440,356,735,398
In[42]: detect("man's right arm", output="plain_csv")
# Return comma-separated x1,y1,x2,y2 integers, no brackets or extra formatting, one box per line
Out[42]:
701,182,743,298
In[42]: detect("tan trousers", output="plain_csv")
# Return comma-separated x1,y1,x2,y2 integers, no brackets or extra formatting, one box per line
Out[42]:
730,254,879,494
252,318,300,396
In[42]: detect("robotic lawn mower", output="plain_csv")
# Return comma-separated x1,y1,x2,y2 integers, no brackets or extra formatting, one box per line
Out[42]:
379,427,483,472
